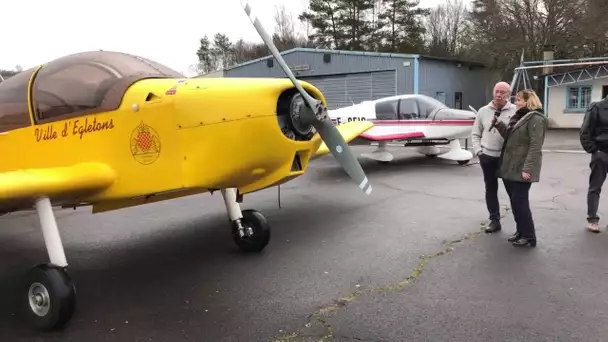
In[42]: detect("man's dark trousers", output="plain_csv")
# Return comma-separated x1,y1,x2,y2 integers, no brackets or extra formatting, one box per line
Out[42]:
479,153,501,224
588,150,608,223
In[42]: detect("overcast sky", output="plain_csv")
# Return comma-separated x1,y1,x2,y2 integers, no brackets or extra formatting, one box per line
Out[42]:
2,0,462,76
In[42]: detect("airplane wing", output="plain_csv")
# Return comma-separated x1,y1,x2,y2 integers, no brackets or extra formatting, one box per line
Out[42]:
0,162,115,211
313,120,374,158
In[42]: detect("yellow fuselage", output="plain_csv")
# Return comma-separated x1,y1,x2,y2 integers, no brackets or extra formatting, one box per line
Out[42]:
1,77,325,212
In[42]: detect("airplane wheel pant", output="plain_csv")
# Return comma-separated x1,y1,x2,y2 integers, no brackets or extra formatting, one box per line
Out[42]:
232,209,271,252
21,264,76,331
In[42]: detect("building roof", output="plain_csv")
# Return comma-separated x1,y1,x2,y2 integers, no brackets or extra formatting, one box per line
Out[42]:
221,47,486,72
528,57,608,88
534,57,608,78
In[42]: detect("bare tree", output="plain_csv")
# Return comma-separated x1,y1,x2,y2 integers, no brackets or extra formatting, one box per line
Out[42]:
423,0,470,57
274,4,315,50
275,5,296,41
368,0,387,50
232,39,269,64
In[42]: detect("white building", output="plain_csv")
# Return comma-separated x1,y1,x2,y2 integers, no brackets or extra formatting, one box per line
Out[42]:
542,62,608,128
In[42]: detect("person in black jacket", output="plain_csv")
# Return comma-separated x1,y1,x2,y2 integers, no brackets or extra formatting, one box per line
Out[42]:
580,96,608,232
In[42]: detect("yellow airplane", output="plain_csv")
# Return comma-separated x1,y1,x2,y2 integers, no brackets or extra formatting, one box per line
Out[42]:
0,1,373,332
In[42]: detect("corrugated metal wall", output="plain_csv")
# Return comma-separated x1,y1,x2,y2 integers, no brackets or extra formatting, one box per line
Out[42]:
299,70,396,109
221,49,498,111
418,59,500,110
223,50,412,109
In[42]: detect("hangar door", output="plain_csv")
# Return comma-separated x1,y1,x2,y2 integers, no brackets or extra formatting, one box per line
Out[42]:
300,70,396,110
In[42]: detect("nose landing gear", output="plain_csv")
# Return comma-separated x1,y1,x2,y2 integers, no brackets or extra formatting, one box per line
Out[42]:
221,188,271,253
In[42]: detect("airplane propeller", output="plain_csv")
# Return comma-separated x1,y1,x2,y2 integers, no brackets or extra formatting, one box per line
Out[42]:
240,0,372,195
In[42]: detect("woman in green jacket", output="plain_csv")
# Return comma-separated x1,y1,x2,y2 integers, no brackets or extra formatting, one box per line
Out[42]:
491,89,547,247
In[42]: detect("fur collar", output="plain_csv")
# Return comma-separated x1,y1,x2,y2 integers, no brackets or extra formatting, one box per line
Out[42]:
511,109,544,131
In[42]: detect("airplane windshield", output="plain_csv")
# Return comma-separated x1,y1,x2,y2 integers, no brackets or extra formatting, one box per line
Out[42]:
418,95,448,110
415,95,448,118
32,51,184,121
0,67,37,132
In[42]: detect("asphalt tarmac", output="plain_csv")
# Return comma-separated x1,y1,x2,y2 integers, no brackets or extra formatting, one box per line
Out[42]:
1,132,606,342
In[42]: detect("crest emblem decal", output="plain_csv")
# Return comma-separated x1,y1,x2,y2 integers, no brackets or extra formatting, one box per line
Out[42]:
130,121,161,165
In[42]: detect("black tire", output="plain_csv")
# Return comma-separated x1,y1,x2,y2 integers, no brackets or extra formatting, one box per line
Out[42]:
457,160,470,165
20,264,76,331
232,209,271,253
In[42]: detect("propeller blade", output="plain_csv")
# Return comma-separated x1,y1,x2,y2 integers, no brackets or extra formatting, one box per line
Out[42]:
240,0,372,195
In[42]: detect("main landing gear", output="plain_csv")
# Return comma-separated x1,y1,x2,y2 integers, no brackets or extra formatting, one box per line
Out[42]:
20,197,76,331
418,139,472,165
221,188,271,253
17,190,269,331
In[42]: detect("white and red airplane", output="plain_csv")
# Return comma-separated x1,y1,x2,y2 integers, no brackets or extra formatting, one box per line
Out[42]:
329,94,477,165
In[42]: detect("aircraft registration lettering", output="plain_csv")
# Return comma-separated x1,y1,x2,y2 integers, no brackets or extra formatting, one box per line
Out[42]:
335,117,367,125
34,117,115,142
130,121,161,165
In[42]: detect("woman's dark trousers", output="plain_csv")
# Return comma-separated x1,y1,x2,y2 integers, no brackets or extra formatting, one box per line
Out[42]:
503,180,535,240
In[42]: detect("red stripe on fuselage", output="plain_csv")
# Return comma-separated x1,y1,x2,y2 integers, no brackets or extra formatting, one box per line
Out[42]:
371,119,475,125
359,132,426,141
330,119,474,126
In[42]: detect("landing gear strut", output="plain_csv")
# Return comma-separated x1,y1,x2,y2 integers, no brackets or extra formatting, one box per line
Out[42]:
20,197,76,331
221,188,270,252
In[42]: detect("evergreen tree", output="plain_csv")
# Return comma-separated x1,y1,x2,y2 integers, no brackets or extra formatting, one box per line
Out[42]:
335,0,376,50
299,0,345,48
196,36,216,74
377,0,430,53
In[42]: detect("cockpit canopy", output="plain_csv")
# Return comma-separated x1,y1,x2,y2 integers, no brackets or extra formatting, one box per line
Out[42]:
375,94,448,120
0,50,183,132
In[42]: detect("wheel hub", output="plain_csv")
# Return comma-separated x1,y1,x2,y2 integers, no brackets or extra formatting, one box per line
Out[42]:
28,282,50,317
235,219,254,238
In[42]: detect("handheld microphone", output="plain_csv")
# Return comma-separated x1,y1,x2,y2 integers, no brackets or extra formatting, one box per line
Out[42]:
488,110,501,132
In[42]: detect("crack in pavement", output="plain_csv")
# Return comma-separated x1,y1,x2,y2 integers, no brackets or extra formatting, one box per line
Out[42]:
371,179,486,204
332,336,383,342
535,187,582,212
271,206,513,342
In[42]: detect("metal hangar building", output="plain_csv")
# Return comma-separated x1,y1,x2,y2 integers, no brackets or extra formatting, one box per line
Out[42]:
205,48,500,111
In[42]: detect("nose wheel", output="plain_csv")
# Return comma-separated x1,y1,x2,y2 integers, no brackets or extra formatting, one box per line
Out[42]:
231,209,270,252
221,188,271,253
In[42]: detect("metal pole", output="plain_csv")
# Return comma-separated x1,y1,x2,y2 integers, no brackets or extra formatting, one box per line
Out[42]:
515,61,608,70
522,56,608,65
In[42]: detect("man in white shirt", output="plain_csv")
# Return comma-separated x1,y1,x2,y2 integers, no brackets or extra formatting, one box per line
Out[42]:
471,82,517,233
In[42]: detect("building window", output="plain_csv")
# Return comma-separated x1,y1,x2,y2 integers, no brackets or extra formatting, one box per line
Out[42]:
566,86,592,110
